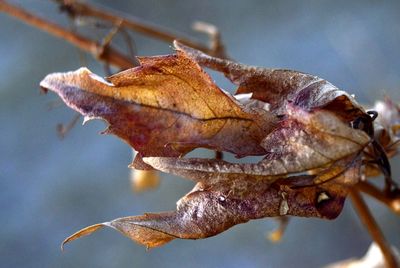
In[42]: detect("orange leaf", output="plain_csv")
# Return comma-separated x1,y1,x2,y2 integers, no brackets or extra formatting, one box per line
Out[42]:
42,43,380,250
40,51,276,168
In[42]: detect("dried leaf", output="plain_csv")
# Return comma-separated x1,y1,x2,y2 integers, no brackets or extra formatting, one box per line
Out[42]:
62,155,361,249
64,144,359,247
42,43,376,249
40,51,276,169
174,41,365,121
144,106,370,177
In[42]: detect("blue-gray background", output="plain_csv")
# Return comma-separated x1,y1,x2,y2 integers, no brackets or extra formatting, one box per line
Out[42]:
1,1,399,267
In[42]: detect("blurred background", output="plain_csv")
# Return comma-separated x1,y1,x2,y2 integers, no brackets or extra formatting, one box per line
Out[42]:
1,0,400,267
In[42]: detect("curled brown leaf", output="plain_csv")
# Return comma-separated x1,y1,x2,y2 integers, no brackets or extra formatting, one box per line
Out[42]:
40,51,276,169
144,106,370,177
41,42,376,249
62,155,362,249
174,41,365,121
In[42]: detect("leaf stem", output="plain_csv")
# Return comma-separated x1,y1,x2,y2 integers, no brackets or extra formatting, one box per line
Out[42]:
349,189,399,268
0,1,134,69
356,181,400,215
0,1,228,68
54,0,217,56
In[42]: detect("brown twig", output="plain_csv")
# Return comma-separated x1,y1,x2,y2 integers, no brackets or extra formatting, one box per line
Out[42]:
55,0,221,56
56,113,81,139
0,1,134,69
0,1,228,69
267,216,289,243
192,21,227,59
356,181,400,215
349,189,399,268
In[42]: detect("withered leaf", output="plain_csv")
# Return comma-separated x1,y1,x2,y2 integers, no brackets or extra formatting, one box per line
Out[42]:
62,155,362,249
40,50,276,169
42,42,374,250
144,105,370,177
174,41,365,121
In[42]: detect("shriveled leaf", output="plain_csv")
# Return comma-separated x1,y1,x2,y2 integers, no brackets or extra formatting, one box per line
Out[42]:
62,215,176,249
62,223,105,250
44,43,377,250
40,51,276,168
174,41,365,121
63,155,361,248
144,106,370,177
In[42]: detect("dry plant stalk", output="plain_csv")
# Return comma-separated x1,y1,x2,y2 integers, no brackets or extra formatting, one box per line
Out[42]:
1,1,400,267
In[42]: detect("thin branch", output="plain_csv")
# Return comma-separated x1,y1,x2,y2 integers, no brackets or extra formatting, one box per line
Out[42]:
267,216,289,243
56,0,221,56
57,113,81,139
356,181,400,215
192,21,227,58
0,1,134,69
349,189,399,268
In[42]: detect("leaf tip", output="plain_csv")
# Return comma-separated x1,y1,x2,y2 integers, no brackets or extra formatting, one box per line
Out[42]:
40,67,92,94
39,74,53,92
60,223,106,251
172,40,192,55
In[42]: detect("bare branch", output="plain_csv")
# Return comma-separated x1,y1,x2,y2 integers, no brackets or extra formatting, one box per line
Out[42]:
192,21,227,58
356,181,400,215
57,113,81,139
55,0,217,55
349,189,399,268
0,1,134,69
